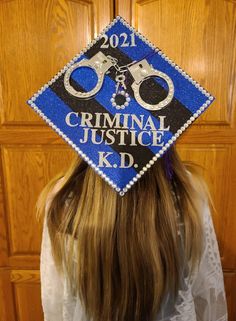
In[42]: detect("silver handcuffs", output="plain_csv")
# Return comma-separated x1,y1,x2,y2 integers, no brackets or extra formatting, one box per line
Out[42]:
64,52,113,98
64,51,174,111
128,59,174,111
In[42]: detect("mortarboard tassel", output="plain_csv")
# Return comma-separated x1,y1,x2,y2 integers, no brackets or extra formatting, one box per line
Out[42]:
163,150,173,181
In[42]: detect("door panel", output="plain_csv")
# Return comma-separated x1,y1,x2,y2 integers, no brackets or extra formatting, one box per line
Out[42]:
115,0,236,319
12,270,42,321
0,1,113,320
132,0,236,125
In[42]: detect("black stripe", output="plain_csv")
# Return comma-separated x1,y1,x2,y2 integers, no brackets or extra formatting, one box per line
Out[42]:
49,74,155,171
85,39,192,133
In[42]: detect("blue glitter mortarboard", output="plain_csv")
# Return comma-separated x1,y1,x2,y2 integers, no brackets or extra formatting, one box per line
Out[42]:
27,16,215,196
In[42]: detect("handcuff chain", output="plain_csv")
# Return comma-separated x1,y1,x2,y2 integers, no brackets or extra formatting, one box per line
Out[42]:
106,55,136,74
106,55,138,93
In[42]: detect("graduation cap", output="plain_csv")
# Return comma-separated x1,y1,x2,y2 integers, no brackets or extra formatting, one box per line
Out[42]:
27,16,215,196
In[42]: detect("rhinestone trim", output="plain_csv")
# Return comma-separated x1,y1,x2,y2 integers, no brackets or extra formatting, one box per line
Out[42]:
27,15,214,197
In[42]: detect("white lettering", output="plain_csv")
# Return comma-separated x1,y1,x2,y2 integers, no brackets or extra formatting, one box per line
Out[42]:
80,112,93,127
65,112,79,127
120,153,134,168
98,152,113,167
159,116,170,131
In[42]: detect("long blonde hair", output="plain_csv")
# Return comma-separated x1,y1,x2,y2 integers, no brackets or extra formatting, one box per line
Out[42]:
37,146,209,321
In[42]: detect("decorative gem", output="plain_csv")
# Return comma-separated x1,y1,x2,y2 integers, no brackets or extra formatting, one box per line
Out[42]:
110,90,130,110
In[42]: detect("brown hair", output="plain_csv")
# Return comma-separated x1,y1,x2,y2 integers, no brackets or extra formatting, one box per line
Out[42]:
37,146,209,321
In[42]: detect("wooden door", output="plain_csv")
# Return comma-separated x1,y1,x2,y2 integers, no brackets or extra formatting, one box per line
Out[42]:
116,0,236,319
0,1,113,320
0,0,235,320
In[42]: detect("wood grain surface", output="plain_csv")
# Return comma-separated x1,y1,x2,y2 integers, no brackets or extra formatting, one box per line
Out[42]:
117,1,236,319
0,0,235,320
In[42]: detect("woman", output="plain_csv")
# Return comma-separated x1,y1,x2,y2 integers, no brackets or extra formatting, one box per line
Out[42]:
37,147,228,321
